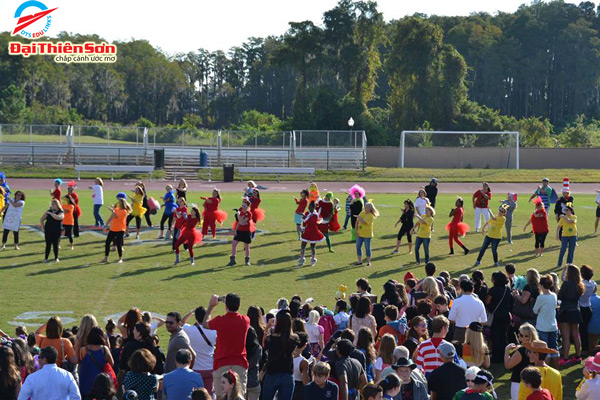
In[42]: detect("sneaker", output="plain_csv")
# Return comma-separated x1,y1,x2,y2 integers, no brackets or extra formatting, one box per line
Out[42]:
559,358,572,367
135,234,140,240
366,262,371,267
392,250,398,254
124,233,130,238
55,258,60,263
494,262,501,267
310,258,317,266
117,259,123,264
573,356,582,363
43,259,49,263
473,261,481,267
297,257,305,267
14,245,19,250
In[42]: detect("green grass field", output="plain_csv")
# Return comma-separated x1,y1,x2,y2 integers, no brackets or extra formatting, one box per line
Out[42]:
1,190,594,396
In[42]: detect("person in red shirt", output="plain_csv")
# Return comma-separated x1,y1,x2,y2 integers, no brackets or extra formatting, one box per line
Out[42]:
521,367,555,400
523,197,550,258
202,293,250,398
293,189,309,239
174,205,203,266
298,201,325,267
50,178,62,200
172,197,188,251
228,198,254,266
67,181,81,238
446,197,470,255
249,190,265,224
472,182,492,232
201,189,227,239
317,192,335,252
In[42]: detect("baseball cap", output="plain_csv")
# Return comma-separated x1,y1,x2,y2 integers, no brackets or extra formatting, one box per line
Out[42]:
438,341,456,358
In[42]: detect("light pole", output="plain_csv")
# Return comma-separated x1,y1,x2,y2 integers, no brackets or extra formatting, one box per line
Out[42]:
348,117,355,129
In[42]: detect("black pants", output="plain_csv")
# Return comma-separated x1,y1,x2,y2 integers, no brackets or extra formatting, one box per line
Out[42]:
397,224,413,242
126,215,141,230
160,213,173,230
491,318,510,363
535,232,547,248
105,231,124,257
45,230,60,260
2,229,19,244
142,196,152,227
581,306,592,351
63,225,74,244
73,213,79,237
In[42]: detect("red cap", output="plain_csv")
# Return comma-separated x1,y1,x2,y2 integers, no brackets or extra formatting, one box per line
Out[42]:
404,272,415,283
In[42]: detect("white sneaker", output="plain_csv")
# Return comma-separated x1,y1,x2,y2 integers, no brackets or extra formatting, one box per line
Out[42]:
297,257,305,267
311,258,317,266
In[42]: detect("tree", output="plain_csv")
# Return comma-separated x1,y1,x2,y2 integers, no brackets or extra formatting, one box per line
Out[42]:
0,84,27,124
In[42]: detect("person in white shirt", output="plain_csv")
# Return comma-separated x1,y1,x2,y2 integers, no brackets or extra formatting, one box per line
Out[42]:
182,306,217,397
414,188,430,217
594,189,600,235
18,346,81,400
448,279,487,342
89,177,104,226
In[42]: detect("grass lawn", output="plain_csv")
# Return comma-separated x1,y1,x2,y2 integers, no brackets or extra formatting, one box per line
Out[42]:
0,190,594,396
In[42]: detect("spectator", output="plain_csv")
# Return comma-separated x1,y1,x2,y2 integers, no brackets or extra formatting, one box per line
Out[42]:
515,269,541,326
247,306,266,344
356,328,377,383
334,300,350,332
427,342,467,400
0,346,22,399
334,339,367,400
323,330,367,373
34,317,78,368
376,305,407,347
505,323,539,400
462,322,490,368
190,388,211,400
405,316,429,360
465,366,480,389
579,265,597,352
472,270,489,301
164,312,194,373
485,271,513,363
18,346,80,400
534,276,559,369
122,349,159,400
245,323,262,400
356,278,372,295
75,315,99,354
78,327,114,396
448,280,487,342
203,293,250,397
520,367,554,400
306,310,325,358
118,309,143,343
392,357,428,400
576,352,600,400
303,362,339,400
588,286,600,352
83,373,117,400
557,264,584,366
362,383,383,400
182,307,216,396
518,340,562,400
220,370,244,400
415,315,451,377
262,311,300,400
506,263,517,289
162,349,204,400
379,346,426,386
349,296,377,343
119,323,164,377
452,369,495,400
292,332,310,400
378,372,401,398
374,334,396,382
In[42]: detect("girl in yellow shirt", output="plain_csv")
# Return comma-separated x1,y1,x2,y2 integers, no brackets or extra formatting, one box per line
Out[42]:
474,205,507,267
126,186,147,240
556,204,577,267
411,206,435,264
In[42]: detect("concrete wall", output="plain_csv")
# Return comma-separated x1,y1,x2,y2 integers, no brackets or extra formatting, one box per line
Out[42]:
367,146,600,169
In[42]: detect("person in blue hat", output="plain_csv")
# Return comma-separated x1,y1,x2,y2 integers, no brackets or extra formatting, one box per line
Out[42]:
50,178,63,201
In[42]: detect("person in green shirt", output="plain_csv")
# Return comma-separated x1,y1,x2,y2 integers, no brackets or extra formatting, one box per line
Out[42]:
452,369,496,400
556,203,577,267
356,203,379,267
474,206,507,267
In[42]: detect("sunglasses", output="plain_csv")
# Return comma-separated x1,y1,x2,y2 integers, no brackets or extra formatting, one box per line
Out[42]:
165,321,176,325
466,379,474,383
415,323,428,328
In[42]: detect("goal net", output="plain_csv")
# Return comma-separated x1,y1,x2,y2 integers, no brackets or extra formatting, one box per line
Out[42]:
399,131,520,169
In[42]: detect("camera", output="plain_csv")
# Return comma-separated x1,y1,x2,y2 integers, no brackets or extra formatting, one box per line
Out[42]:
218,296,226,302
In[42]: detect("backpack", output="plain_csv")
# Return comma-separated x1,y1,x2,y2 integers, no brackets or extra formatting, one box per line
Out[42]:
319,314,336,344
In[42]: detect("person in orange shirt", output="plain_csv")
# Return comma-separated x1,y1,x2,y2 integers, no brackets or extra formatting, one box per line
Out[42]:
34,316,78,367
102,192,131,264
62,195,76,250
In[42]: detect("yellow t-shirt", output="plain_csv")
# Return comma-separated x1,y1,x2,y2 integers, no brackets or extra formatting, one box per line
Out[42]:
558,215,577,237
486,216,506,239
518,365,563,400
130,193,147,217
356,211,375,238
417,216,434,239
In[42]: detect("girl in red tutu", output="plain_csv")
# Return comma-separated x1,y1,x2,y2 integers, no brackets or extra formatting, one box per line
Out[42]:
294,189,309,239
298,201,325,267
174,204,203,266
201,189,228,238
317,192,335,252
329,197,342,233
249,189,265,223
172,197,188,251
228,198,255,266
446,197,470,255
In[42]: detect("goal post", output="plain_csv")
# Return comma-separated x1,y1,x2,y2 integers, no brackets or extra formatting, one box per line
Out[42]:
399,130,520,170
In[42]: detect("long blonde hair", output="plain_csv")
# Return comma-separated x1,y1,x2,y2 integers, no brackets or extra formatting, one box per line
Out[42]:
117,198,132,212
465,327,489,367
365,202,379,218
50,198,63,212
421,277,440,299
76,314,99,348
519,323,539,342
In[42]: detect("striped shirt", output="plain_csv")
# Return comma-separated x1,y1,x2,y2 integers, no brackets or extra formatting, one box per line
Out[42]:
415,337,449,374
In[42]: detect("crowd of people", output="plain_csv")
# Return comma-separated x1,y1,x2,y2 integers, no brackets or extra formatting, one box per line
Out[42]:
1,261,600,399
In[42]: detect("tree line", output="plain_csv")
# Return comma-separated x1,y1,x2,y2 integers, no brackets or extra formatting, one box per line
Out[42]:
1,0,600,147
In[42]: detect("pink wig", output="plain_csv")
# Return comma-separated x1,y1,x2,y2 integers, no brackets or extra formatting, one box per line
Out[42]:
349,184,365,199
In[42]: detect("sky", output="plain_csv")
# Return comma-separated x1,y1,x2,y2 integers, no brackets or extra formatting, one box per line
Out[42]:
0,0,581,55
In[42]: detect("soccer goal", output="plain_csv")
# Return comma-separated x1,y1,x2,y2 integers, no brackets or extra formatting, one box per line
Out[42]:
399,130,520,169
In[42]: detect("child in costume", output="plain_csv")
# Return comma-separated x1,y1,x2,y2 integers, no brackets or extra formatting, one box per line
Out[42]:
176,178,188,199
66,181,81,237
308,182,320,204
473,182,492,233
126,186,147,240
201,189,228,238
62,195,76,250
158,185,177,239
298,201,324,267
174,205,203,266
349,184,365,241
446,197,470,255
244,180,257,198
474,205,507,267
412,205,435,264
172,197,188,250
356,202,379,267
136,181,153,228
1,191,25,250
102,193,131,264
523,197,549,257
89,177,104,226
294,189,309,239
556,202,577,267
393,199,415,255
51,178,62,200
317,192,335,252
329,198,342,233
249,189,265,223
502,193,518,243
228,198,254,266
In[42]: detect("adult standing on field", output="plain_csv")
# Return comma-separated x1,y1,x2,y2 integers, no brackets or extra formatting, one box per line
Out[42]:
203,293,250,397
473,182,492,233
528,178,556,212
2,190,25,250
425,178,438,209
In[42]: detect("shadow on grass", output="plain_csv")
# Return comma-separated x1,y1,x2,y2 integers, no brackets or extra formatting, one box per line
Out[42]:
118,264,174,278
163,265,237,281
27,263,94,276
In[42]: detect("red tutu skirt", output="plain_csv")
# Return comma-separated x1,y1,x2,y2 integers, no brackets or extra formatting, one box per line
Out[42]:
445,222,470,236
233,220,256,233
214,209,228,224
329,213,341,233
252,207,266,222
179,227,203,245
